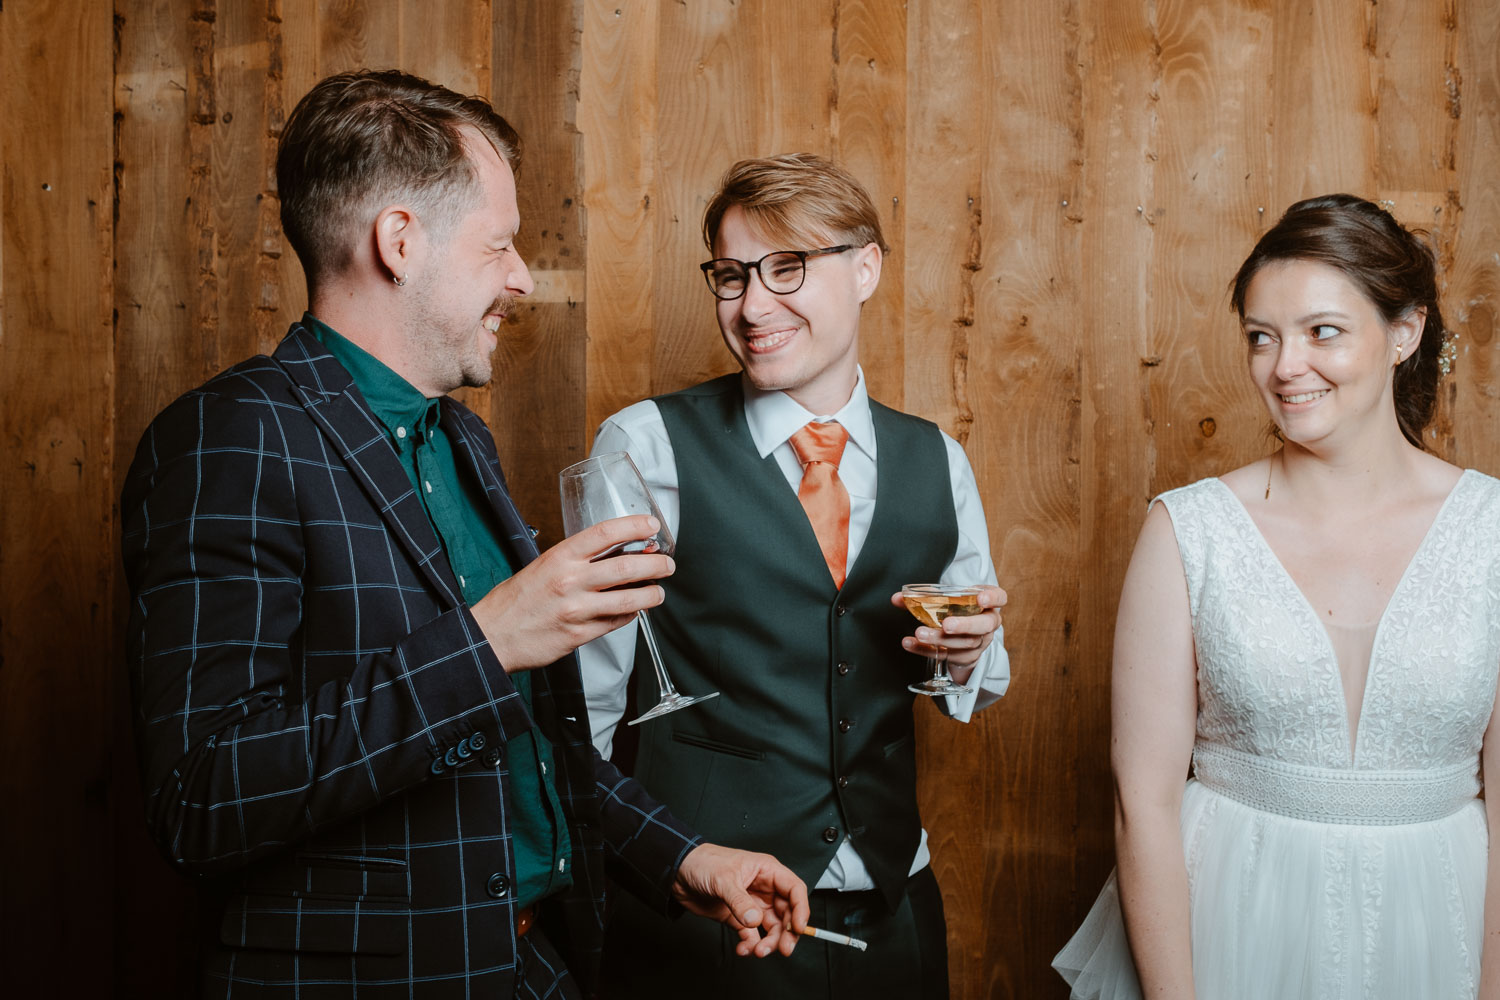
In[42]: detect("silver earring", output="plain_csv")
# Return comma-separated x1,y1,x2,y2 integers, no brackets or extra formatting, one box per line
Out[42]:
393,274,407,287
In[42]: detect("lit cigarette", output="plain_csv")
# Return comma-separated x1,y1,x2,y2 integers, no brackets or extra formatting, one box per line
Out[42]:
798,925,868,951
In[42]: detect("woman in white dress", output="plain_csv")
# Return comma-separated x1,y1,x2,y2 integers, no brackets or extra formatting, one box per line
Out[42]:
1053,194,1500,998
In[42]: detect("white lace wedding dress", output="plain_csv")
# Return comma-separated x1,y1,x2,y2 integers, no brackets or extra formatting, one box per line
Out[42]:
1053,471,1500,999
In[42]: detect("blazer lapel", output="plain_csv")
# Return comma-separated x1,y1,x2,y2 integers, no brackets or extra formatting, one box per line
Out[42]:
441,402,541,569
272,326,464,607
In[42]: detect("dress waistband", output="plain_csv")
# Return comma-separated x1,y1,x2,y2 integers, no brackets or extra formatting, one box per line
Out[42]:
1191,742,1479,826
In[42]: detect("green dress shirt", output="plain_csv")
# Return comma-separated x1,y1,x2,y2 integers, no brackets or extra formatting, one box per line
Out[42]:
309,314,572,908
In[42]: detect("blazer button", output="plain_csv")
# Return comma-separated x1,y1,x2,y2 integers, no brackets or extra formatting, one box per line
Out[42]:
822,827,839,844
429,757,446,776
445,747,460,767
837,661,851,676
837,718,853,734
486,873,510,898
456,738,472,760
469,731,487,751
483,746,503,767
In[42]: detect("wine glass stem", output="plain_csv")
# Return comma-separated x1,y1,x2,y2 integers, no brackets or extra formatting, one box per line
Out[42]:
637,609,679,699
930,654,949,685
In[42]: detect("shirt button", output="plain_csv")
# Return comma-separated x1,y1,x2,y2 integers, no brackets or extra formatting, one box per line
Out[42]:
424,480,432,493
837,718,853,734
837,661,851,676
822,827,839,844
396,426,407,439
486,873,510,898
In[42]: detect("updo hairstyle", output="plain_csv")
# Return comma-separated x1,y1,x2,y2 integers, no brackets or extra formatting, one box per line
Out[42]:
1229,194,1447,448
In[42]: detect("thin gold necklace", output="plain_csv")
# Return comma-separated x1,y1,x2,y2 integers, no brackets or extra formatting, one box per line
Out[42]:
1264,450,1279,500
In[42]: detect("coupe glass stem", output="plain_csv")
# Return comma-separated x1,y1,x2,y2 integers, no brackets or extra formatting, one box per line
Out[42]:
636,609,678,699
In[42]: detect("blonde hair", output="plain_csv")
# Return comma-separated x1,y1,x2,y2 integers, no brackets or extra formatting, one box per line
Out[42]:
702,153,889,254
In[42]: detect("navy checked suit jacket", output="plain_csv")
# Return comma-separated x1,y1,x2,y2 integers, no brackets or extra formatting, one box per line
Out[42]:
122,323,701,998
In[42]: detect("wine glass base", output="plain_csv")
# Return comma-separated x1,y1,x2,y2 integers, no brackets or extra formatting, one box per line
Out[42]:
627,690,720,726
908,679,973,697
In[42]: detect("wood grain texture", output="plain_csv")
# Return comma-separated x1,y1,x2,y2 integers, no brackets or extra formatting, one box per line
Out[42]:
5,2,1500,996
491,0,586,545
0,0,116,993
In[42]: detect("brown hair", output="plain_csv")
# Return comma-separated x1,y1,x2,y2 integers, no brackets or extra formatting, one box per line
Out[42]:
1230,193,1447,448
702,153,889,254
277,69,522,283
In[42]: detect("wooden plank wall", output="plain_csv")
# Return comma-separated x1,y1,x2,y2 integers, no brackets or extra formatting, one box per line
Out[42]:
1,1,1496,996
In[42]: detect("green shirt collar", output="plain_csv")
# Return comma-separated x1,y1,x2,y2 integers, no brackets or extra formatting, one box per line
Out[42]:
306,313,439,445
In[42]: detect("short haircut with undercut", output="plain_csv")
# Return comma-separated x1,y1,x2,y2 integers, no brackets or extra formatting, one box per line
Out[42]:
277,69,522,284
702,153,889,255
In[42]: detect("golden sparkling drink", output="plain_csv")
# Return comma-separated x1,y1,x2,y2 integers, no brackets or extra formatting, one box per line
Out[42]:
902,592,983,629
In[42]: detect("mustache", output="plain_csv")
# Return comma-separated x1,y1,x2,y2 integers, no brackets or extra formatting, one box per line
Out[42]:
484,295,517,318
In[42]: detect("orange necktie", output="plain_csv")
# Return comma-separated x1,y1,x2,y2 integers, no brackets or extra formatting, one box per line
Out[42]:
789,421,851,588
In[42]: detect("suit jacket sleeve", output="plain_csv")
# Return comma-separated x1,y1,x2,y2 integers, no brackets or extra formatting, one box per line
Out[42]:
122,385,532,875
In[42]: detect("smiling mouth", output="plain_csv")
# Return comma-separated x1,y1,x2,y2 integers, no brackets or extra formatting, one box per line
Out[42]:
483,315,502,333
1279,389,1329,404
744,327,797,354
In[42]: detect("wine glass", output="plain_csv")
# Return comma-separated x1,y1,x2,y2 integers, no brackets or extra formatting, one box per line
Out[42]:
901,583,985,696
559,451,719,725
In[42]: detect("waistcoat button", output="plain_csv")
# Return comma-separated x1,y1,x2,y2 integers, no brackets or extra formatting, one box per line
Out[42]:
836,604,848,617
837,776,849,789
822,827,839,843
837,661,851,676
837,718,853,733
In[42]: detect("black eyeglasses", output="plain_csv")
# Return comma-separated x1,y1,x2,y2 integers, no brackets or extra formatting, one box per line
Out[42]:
699,246,855,300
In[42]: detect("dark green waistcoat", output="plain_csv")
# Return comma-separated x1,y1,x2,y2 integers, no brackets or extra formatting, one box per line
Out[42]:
636,375,958,909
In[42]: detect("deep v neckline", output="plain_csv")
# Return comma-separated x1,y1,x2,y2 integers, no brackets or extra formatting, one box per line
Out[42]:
1211,471,1471,762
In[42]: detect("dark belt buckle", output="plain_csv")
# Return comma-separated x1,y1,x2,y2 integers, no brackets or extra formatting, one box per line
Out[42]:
516,904,535,938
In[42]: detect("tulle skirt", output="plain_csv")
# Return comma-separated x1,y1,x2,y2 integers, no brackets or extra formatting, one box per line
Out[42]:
1052,779,1488,999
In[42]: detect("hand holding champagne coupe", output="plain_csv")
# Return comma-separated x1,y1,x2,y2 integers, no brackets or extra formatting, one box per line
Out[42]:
559,452,719,725
901,583,985,696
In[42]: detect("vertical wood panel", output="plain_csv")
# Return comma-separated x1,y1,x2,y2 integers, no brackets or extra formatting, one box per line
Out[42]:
1270,0,1376,204
580,0,659,436
831,1,907,408
1147,0,1274,495
0,1,116,993
111,3,222,990
491,0,587,542
1449,0,1500,479
948,1,1087,992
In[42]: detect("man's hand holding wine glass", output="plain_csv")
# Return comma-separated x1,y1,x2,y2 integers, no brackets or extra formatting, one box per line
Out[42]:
471,514,673,673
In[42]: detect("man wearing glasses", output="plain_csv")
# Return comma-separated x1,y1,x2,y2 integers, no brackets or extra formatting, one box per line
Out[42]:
580,154,1011,999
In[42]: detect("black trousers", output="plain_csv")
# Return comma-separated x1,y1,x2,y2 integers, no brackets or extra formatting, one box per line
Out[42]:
600,867,949,1000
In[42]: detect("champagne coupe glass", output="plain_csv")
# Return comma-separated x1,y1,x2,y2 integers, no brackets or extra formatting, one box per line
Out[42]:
901,583,984,696
559,452,719,725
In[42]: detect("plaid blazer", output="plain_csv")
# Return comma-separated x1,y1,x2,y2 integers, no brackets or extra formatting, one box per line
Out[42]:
122,323,700,998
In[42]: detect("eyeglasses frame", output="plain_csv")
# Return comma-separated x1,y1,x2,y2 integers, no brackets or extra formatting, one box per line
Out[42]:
698,245,857,301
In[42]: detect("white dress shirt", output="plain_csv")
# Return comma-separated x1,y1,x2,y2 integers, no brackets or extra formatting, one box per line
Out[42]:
578,368,1010,890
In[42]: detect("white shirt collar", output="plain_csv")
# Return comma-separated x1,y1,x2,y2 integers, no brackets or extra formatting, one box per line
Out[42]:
741,367,875,462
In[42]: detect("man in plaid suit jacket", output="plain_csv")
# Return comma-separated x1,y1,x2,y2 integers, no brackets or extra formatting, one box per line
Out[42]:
122,70,807,999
